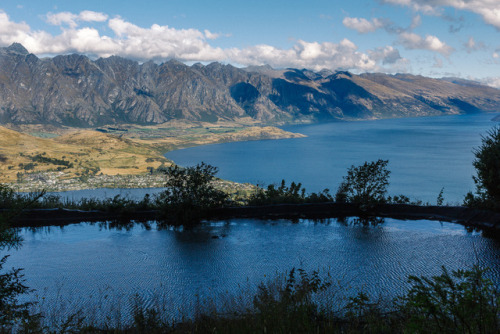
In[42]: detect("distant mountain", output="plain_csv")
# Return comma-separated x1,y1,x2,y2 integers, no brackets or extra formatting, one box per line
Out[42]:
0,43,499,127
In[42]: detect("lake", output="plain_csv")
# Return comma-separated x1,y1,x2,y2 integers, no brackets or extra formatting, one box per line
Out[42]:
167,113,500,204
5,218,500,324
6,113,500,325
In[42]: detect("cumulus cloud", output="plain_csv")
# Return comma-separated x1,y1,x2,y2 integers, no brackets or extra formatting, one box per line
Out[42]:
46,10,108,28
398,32,454,56
0,10,408,72
342,17,386,33
479,76,500,88
368,46,402,64
226,39,382,71
382,0,500,29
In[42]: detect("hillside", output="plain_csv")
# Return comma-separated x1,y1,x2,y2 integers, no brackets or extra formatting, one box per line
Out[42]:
0,43,499,128
0,126,171,183
0,124,303,188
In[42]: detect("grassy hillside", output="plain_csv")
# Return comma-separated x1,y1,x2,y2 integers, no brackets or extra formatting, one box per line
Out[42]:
0,123,305,187
0,126,170,183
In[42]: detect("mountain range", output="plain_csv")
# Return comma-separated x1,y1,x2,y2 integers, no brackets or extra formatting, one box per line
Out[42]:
1,43,499,128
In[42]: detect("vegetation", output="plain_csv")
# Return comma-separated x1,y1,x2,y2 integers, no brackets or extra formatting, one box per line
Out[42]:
465,126,500,209
0,184,43,332
17,265,500,333
400,265,500,333
155,162,230,226
248,179,333,205
335,159,390,206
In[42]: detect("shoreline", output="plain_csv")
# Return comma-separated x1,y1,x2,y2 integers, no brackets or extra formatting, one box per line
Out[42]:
10,203,500,232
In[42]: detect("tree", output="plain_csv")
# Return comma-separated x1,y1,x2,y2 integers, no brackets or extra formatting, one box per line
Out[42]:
155,162,229,225
335,159,390,205
465,126,500,209
0,184,43,331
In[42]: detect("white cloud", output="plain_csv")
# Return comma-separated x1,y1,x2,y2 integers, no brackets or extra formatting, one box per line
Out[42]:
464,36,486,53
398,32,454,56
204,30,219,40
0,10,407,72
227,39,379,71
479,76,500,88
79,10,108,23
46,10,108,28
343,17,386,33
368,46,402,64
382,0,500,29
410,15,421,29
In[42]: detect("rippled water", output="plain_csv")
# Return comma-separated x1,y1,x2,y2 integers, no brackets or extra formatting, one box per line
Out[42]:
4,218,500,321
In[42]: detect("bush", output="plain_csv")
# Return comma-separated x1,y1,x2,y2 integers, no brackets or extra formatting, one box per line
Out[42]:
400,265,500,333
155,162,229,226
336,159,390,206
248,180,333,205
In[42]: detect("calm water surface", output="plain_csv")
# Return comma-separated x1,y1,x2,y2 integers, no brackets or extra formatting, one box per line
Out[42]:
167,113,500,203
4,218,500,319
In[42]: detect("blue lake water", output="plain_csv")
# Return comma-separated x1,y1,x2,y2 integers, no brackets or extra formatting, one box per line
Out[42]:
5,113,500,325
166,113,500,204
5,218,500,324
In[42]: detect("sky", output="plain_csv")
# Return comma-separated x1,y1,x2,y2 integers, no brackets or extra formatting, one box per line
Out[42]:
0,0,500,87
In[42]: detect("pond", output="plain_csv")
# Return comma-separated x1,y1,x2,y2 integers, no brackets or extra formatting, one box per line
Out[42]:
4,217,500,322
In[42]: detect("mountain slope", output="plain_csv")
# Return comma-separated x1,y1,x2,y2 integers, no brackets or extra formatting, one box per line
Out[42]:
0,43,499,128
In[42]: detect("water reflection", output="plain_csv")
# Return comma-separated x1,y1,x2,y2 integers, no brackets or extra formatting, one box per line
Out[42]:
337,216,385,226
4,217,500,323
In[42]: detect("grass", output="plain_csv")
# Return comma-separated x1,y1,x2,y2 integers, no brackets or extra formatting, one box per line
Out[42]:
0,123,304,190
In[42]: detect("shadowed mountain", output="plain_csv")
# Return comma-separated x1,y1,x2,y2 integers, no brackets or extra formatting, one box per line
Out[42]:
0,43,499,128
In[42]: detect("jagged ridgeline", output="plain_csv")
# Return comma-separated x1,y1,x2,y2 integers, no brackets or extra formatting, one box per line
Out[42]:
1,42,500,127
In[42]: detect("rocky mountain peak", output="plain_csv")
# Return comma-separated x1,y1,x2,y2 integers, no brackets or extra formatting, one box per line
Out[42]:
0,45,498,128
5,42,29,55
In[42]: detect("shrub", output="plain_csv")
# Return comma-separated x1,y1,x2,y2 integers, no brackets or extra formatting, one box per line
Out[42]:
248,180,333,205
399,265,500,333
336,159,390,206
155,162,229,226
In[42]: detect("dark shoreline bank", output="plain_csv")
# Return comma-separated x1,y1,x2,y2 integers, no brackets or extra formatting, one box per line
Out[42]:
9,202,500,231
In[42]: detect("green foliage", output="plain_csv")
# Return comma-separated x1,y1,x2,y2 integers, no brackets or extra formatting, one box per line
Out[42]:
466,126,500,209
248,179,333,205
0,255,36,331
400,265,500,333
155,162,229,226
0,184,44,332
387,194,410,205
336,159,391,205
252,268,332,333
437,187,445,206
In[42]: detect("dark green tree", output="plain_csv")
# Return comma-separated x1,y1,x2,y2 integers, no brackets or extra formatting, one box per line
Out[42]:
156,162,229,226
335,159,390,205
0,184,43,331
465,126,500,209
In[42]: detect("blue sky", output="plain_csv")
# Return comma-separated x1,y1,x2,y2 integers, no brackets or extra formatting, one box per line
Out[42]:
1,0,499,86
